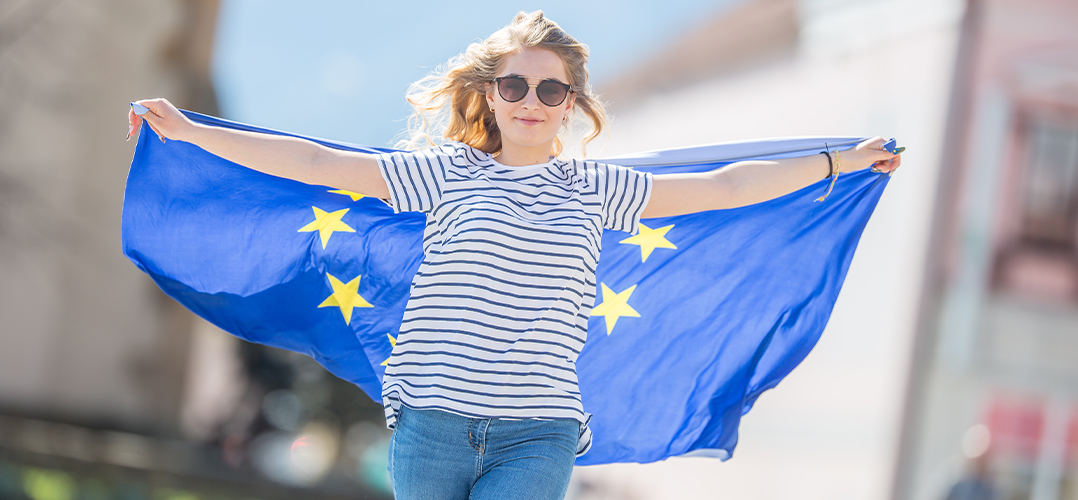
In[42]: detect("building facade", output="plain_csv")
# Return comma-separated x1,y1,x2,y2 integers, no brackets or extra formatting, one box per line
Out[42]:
896,1,1078,499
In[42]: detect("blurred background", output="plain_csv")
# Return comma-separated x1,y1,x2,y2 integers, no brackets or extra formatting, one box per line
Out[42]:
1,0,1077,498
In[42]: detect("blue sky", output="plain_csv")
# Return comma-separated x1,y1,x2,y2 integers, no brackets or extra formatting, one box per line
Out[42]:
212,1,741,147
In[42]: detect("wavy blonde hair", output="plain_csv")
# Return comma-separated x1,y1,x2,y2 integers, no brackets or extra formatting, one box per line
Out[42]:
397,11,606,157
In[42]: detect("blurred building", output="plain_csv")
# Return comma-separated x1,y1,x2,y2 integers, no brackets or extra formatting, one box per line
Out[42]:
0,1,390,498
570,0,1078,499
896,0,1078,500
0,0,217,436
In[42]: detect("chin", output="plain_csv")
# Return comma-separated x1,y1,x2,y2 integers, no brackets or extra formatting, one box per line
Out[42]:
504,130,558,148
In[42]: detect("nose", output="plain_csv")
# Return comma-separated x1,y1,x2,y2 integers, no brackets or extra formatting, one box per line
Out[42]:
520,85,541,109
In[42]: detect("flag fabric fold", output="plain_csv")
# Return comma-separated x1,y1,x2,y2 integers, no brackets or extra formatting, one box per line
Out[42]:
121,110,888,465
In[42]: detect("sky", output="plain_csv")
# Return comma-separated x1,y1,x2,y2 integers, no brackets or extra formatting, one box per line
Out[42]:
211,0,743,148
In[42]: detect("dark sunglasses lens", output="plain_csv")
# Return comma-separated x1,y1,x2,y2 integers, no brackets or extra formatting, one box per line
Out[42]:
498,78,528,102
537,81,568,106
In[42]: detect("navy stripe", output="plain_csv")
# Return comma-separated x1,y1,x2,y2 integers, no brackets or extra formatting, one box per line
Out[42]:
388,372,580,395
438,247,588,272
450,227,597,259
398,320,583,345
435,198,600,226
382,154,410,213
409,282,585,311
405,269,595,297
389,349,576,374
420,259,588,287
413,151,439,210
384,387,582,414
620,169,644,230
449,215,600,248
444,237,596,267
612,164,632,230
397,338,575,359
413,270,587,299
397,153,424,211
398,310,586,341
400,306,585,346
433,205,602,243
444,190,600,214
410,291,590,322
387,361,578,385
388,381,580,400
443,182,580,200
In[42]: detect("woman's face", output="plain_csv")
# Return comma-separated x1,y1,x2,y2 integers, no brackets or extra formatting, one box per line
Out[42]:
486,47,575,155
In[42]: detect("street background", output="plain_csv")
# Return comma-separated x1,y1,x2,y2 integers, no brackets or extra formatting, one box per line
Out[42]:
1,0,1077,499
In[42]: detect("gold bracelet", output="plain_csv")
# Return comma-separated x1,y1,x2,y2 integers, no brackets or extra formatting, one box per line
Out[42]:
815,149,839,202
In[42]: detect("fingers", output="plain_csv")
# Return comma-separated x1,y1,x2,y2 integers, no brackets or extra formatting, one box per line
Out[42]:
129,98,171,143
135,98,165,117
871,154,902,173
134,101,161,125
126,108,140,141
859,135,902,173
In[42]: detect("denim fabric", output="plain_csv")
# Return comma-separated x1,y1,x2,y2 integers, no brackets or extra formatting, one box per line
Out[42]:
388,405,579,500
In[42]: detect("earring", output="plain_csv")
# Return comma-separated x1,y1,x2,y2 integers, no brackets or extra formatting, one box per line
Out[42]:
490,107,494,112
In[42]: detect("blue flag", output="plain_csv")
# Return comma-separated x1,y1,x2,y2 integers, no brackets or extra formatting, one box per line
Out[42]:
121,111,888,465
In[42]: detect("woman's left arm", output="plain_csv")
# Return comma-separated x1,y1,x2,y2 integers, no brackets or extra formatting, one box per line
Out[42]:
640,136,902,218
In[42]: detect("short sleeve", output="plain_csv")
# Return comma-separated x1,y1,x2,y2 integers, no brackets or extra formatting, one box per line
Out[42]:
597,163,653,234
375,147,449,214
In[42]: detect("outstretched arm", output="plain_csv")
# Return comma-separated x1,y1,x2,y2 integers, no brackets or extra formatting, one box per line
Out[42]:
640,137,901,218
127,98,391,199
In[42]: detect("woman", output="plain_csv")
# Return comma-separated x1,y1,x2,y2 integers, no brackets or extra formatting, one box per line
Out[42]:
128,10,900,500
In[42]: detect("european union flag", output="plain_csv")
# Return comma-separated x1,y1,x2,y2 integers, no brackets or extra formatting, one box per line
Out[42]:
122,111,888,465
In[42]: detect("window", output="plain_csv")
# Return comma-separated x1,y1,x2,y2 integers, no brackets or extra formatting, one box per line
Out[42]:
992,110,1078,300
1019,113,1078,250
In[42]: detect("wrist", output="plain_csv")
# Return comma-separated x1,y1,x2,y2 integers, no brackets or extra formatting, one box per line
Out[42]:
179,122,208,144
839,148,874,173
833,150,850,174
819,151,835,180
814,150,840,203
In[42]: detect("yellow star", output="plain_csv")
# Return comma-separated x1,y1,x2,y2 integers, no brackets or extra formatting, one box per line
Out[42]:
328,189,365,202
380,334,397,366
298,206,355,249
620,223,677,263
318,273,373,324
591,283,641,335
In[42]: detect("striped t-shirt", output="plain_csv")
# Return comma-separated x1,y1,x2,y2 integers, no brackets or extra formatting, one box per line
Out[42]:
376,141,652,456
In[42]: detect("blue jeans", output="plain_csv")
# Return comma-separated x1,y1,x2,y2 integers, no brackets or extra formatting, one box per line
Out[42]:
388,405,579,500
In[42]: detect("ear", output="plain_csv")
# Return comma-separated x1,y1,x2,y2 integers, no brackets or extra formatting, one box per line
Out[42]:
565,93,576,114
485,82,495,109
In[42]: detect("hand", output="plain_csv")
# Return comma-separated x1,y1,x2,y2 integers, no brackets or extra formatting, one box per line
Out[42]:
127,98,196,143
837,136,902,174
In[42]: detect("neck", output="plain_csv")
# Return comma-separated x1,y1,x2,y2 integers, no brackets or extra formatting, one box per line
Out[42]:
495,141,554,166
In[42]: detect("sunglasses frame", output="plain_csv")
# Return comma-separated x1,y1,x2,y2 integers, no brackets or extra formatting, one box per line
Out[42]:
492,76,574,107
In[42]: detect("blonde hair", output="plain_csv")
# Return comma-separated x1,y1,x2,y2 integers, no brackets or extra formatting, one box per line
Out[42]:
397,11,606,157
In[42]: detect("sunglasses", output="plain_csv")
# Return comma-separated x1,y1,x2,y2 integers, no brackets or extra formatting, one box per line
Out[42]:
493,76,574,107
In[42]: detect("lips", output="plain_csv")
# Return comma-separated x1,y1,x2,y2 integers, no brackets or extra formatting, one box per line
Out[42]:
514,117,544,126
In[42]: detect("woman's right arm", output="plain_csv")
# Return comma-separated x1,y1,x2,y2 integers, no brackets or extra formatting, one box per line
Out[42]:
128,98,390,199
